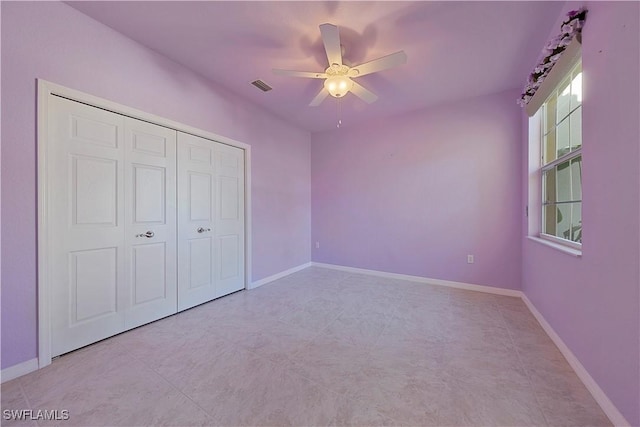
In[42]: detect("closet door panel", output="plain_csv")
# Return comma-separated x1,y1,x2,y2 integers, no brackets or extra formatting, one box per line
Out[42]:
177,133,217,311
214,144,245,297
49,96,126,357
188,237,213,289
124,117,177,329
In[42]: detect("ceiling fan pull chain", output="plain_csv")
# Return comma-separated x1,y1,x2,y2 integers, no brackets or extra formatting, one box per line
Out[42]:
337,97,342,128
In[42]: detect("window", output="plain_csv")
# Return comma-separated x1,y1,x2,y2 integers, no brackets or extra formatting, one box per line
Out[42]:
539,61,582,247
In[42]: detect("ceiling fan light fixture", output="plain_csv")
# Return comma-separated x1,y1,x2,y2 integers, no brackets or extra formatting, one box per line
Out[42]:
324,75,353,98
273,23,406,106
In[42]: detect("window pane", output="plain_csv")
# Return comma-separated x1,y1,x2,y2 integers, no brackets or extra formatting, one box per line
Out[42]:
544,128,556,164
556,160,571,202
557,77,572,122
571,156,582,200
539,61,582,246
570,107,582,151
570,202,582,243
570,65,582,110
543,168,556,203
557,119,570,158
545,95,557,133
544,204,557,236
556,203,571,240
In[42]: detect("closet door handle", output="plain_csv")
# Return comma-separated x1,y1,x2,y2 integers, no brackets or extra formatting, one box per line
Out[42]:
136,231,155,238
197,227,211,233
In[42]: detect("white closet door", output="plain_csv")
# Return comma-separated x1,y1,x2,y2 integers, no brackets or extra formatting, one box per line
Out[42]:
124,117,177,329
177,133,217,310
177,133,245,310
49,96,127,357
214,143,245,297
47,93,243,356
49,97,178,356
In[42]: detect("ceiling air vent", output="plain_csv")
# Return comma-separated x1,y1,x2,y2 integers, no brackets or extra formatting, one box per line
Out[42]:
251,79,272,92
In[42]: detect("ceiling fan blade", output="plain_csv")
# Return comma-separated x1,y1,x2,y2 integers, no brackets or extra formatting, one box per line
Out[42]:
350,81,378,104
350,51,407,77
319,23,342,66
273,69,327,79
309,88,329,107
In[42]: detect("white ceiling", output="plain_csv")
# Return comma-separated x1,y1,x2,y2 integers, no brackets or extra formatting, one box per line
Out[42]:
67,1,564,132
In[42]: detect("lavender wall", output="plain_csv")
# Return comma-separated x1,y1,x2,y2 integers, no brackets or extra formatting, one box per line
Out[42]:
0,1,311,369
312,90,522,290
522,2,640,424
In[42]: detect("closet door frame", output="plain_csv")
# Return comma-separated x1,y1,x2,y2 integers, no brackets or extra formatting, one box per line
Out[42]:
37,79,252,368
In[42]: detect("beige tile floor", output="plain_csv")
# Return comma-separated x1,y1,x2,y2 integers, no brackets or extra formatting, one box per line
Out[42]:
2,267,611,426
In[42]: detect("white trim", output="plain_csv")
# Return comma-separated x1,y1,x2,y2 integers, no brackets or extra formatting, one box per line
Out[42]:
38,80,251,150
311,262,629,425
527,236,582,257
311,262,521,297
1,359,39,383
521,295,630,427
244,148,253,287
539,232,582,251
541,146,583,172
249,262,312,289
24,237,637,426
37,82,52,369
37,79,253,367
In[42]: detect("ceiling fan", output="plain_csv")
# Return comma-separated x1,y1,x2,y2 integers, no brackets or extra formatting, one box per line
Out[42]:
273,23,407,106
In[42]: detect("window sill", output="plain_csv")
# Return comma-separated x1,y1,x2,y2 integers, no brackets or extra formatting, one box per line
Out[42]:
527,236,582,257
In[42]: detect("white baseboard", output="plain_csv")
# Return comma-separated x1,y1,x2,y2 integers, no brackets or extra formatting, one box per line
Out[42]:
311,262,628,426
521,295,630,427
249,262,312,289
0,263,312,383
1,358,38,383
311,262,521,297
1,263,627,425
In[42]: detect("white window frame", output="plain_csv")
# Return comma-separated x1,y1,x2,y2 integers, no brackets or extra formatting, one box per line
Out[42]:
525,38,583,254
539,60,583,250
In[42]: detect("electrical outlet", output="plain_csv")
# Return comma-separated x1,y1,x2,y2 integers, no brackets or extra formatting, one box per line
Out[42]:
467,255,474,264
315,241,320,249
